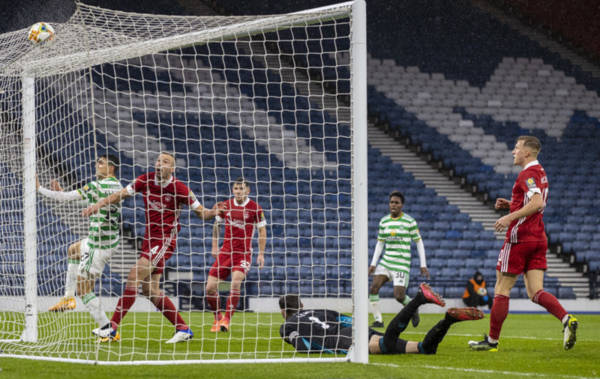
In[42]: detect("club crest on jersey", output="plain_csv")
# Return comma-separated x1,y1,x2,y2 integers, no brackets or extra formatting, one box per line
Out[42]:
526,178,537,189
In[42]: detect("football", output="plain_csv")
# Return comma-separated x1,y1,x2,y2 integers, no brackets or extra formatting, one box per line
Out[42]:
27,22,55,44
477,287,487,296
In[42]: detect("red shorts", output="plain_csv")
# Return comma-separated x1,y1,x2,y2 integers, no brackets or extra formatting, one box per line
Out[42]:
497,240,547,275
140,237,177,275
208,251,252,280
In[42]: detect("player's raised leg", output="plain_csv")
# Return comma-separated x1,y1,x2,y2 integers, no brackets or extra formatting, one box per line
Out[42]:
394,284,419,327
420,307,484,354
380,283,445,353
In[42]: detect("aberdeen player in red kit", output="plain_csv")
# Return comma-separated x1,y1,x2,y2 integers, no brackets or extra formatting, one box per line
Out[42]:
469,136,578,352
83,153,218,343
206,177,267,332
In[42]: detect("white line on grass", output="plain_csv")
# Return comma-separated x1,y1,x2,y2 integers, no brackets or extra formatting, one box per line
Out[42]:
371,363,596,379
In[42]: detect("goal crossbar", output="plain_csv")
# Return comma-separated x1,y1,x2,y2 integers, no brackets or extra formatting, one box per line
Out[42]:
13,2,353,78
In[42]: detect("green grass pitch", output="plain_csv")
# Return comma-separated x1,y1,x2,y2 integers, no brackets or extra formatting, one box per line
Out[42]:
1,311,599,378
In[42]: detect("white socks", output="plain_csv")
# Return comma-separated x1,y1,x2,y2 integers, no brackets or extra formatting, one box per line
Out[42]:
82,293,110,327
64,261,79,298
369,294,382,322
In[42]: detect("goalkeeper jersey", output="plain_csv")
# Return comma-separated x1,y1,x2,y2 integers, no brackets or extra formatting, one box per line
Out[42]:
77,176,123,250
280,309,353,354
377,213,421,274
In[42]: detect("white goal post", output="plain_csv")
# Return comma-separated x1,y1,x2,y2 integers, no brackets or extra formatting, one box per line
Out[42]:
0,0,367,364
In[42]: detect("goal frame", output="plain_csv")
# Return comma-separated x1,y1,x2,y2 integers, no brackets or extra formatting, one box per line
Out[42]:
10,0,368,364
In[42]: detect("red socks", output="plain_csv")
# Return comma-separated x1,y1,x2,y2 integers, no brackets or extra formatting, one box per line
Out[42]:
489,294,509,341
206,291,222,321
111,286,137,328
152,293,188,330
225,289,241,321
112,287,188,331
532,290,568,321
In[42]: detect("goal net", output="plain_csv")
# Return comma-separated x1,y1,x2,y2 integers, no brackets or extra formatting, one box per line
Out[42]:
0,0,367,364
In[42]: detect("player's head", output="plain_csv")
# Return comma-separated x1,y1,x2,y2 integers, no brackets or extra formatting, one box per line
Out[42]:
279,294,303,319
156,152,175,180
232,177,251,203
96,154,119,179
389,190,404,217
513,136,541,167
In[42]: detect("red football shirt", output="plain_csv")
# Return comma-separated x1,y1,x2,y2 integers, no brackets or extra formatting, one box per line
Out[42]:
126,172,200,242
506,160,548,243
217,198,266,253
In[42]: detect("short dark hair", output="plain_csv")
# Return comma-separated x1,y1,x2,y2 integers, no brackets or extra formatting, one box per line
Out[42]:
517,135,541,155
102,154,119,167
279,294,301,317
233,176,251,189
389,191,404,204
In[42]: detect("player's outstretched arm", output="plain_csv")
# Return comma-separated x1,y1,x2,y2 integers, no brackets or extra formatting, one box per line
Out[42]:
211,220,220,259
257,226,266,269
82,187,130,216
369,241,384,275
415,239,430,279
37,176,81,202
192,204,218,220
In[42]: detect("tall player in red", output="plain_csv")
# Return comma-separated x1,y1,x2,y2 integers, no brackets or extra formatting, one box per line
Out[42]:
83,152,218,343
206,177,267,332
469,136,578,351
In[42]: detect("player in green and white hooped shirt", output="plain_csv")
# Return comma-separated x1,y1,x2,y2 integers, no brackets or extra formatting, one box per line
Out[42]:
368,191,430,329
37,155,123,330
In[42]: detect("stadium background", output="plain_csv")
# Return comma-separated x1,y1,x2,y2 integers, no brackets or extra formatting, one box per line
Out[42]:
1,0,600,314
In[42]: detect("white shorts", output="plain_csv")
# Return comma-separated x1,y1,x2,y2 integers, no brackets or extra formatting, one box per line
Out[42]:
374,264,410,287
78,238,114,279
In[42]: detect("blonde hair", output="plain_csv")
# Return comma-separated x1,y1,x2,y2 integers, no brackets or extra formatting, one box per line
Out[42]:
517,135,541,155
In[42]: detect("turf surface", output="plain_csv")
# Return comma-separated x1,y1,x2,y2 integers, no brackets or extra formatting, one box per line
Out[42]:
1,311,598,378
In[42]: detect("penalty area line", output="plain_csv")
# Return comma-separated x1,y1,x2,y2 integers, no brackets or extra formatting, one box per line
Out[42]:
370,363,594,379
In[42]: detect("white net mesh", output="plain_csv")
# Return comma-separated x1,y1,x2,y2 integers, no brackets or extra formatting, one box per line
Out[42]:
0,1,359,363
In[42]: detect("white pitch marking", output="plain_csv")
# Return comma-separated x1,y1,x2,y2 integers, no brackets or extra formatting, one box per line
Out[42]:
371,363,596,379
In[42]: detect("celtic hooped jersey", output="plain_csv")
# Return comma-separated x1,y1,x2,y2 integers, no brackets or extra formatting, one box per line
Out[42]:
78,176,123,249
377,213,421,273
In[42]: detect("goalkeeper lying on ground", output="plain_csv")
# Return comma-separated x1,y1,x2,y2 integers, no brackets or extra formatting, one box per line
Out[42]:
279,283,483,354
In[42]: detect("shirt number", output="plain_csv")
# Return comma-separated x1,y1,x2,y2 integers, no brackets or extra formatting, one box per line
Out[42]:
309,316,330,330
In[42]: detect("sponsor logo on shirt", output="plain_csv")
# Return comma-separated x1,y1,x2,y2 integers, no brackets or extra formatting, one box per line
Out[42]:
148,200,164,211
229,219,246,229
